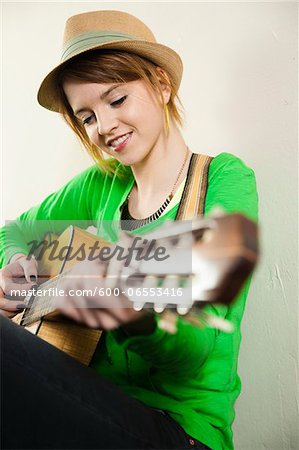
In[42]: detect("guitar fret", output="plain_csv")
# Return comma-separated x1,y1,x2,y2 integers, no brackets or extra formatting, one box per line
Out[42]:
22,269,72,325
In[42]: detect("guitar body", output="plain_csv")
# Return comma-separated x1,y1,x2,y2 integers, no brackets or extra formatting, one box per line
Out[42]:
14,226,105,366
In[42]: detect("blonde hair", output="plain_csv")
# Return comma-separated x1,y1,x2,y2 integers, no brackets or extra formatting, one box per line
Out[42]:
56,50,184,174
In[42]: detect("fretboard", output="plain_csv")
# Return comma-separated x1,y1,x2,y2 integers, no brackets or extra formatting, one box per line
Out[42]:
20,270,72,326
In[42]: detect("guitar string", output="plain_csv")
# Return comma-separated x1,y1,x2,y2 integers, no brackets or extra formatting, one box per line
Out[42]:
22,272,193,326
22,270,72,325
23,260,196,322
23,233,195,325
24,274,189,320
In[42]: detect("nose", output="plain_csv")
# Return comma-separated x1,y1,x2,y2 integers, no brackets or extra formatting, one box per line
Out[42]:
96,110,118,136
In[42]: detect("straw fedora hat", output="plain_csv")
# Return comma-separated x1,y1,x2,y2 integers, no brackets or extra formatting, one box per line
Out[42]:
37,10,183,112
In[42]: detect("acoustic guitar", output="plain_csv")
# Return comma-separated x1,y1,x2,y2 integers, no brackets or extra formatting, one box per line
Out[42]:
13,212,258,366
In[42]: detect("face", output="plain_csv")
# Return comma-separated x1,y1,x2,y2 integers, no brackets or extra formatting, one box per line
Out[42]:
63,78,170,166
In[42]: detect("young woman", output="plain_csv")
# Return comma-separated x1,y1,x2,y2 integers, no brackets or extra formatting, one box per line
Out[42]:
0,10,258,450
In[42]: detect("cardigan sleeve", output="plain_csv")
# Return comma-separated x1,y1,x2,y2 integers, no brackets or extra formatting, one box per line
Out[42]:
205,152,258,222
0,165,105,268
110,152,259,376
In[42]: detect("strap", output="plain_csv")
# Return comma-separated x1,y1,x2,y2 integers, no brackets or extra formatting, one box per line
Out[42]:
175,153,213,220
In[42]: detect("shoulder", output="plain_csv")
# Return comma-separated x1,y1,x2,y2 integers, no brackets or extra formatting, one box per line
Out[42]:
208,152,255,180
205,152,258,221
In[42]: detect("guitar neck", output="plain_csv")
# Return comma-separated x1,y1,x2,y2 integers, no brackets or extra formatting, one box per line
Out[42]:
19,214,258,329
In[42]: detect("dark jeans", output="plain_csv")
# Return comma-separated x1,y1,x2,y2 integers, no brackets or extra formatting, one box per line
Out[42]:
0,317,210,450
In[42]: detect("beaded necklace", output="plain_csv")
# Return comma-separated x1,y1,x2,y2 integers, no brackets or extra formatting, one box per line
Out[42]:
121,148,190,231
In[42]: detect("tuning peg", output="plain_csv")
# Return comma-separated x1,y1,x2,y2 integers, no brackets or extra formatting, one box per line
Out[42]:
209,205,226,218
154,303,166,313
203,313,234,333
157,310,177,334
163,275,179,287
176,305,190,315
143,275,157,287
175,310,233,333
132,301,145,312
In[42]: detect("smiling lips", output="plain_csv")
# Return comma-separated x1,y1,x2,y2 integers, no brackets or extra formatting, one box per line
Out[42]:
108,132,133,151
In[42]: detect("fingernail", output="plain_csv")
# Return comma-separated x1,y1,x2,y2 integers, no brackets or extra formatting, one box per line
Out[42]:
17,304,26,310
30,275,37,283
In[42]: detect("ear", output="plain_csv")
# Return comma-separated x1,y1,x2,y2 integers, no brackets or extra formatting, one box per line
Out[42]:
156,67,171,104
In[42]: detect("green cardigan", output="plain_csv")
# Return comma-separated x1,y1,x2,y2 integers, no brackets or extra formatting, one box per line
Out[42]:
0,152,258,450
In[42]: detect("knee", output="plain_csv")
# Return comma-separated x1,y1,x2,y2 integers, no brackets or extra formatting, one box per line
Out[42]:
0,315,23,343
0,315,14,333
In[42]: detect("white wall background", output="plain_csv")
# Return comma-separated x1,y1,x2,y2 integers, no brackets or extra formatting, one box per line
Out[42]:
1,2,298,449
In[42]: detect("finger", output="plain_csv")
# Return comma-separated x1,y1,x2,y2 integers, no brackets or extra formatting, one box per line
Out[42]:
78,308,118,329
1,279,35,297
79,309,102,329
57,296,85,323
0,298,26,312
102,307,140,324
71,300,98,326
93,309,119,330
18,256,38,283
2,262,27,278
61,307,83,323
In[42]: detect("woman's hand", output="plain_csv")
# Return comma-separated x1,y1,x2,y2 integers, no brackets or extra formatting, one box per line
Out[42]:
0,254,38,318
54,258,149,331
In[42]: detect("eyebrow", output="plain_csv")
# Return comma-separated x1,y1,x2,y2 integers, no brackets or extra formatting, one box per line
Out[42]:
74,84,122,116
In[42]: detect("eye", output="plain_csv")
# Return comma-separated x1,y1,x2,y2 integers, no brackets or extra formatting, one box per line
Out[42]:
111,96,127,107
82,115,94,126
